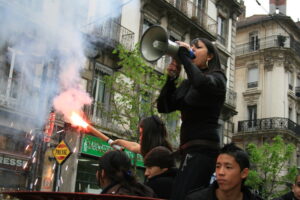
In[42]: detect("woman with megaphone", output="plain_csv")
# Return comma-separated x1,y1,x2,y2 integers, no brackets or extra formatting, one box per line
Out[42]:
157,38,227,200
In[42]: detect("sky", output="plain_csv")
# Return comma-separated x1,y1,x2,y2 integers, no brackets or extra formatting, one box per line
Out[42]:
244,0,300,22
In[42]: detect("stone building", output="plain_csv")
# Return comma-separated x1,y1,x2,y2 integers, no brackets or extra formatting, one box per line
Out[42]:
233,0,300,166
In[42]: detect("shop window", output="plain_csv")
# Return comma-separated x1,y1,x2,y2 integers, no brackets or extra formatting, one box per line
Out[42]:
0,170,27,190
75,157,101,193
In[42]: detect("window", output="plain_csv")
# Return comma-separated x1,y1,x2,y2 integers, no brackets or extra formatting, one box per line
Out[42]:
92,68,108,120
217,15,227,45
289,107,293,121
0,48,21,99
142,19,153,34
248,105,257,128
296,77,300,97
248,67,258,88
249,32,260,51
288,71,294,90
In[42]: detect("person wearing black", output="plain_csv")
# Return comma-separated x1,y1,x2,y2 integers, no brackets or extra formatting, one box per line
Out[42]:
157,38,227,200
273,174,300,200
185,143,263,200
97,150,154,197
111,115,173,158
143,146,177,199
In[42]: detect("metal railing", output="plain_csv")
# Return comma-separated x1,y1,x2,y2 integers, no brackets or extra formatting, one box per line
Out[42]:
84,19,135,50
237,117,300,136
83,102,128,135
164,0,217,36
225,88,237,108
235,35,300,56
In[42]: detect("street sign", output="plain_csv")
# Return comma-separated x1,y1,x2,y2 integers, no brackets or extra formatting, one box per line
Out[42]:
53,140,71,164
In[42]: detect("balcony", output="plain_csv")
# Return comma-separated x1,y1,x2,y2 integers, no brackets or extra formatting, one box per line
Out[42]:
164,0,217,37
83,102,129,136
225,88,237,108
237,117,300,137
236,35,300,57
83,19,135,51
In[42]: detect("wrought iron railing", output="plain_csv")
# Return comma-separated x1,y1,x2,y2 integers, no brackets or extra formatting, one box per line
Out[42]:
83,102,128,135
236,35,300,56
225,88,237,108
164,0,217,36
84,19,135,50
237,117,300,136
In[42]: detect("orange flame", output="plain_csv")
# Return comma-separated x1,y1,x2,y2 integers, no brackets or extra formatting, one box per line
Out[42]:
70,112,88,128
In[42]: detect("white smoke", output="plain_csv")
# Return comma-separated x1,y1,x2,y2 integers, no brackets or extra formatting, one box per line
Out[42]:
0,0,128,127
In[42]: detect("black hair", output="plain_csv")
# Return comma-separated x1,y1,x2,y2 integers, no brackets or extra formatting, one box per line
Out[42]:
295,174,300,184
144,146,175,168
220,143,250,171
139,115,172,157
98,150,153,196
190,38,223,73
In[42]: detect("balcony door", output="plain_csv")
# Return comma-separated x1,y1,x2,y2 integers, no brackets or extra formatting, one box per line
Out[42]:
248,105,257,128
92,64,111,122
249,32,260,51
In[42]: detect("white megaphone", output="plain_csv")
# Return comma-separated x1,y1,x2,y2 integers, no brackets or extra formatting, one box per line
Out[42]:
140,25,181,62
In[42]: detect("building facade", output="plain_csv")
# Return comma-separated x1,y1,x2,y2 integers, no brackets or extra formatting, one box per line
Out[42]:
233,3,300,167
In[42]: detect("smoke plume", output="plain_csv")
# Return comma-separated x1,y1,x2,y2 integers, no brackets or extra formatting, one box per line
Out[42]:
0,0,127,128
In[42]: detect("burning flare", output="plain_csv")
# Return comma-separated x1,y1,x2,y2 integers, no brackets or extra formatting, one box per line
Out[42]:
70,112,88,129
68,111,122,150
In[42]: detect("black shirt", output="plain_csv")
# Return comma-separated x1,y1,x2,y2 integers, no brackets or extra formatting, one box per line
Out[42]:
145,168,177,199
157,47,226,146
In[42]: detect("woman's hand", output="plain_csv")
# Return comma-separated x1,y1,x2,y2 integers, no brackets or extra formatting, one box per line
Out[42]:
167,58,181,78
176,41,191,50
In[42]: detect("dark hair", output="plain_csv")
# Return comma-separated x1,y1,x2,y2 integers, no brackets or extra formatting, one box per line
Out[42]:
190,38,223,73
295,174,300,184
139,115,172,157
98,150,152,196
220,143,250,171
144,146,175,168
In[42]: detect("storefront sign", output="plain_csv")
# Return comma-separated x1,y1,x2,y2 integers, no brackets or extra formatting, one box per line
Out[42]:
81,135,144,167
0,153,28,171
53,140,71,164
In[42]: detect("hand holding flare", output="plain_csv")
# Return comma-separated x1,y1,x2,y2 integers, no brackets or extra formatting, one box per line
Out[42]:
70,112,122,150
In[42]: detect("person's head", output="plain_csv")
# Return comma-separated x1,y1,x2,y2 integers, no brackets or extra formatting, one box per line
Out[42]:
216,143,250,193
292,174,300,199
139,115,172,157
143,146,175,179
96,150,133,188
190,38,221,72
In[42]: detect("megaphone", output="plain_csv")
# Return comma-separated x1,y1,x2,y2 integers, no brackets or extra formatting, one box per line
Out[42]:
140,25,181,62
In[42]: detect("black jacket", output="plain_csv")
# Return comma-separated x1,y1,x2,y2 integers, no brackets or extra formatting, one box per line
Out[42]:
157,47,226,146
101,181,155,197
272,191,297,200
185,181,263,200
145,168,178,199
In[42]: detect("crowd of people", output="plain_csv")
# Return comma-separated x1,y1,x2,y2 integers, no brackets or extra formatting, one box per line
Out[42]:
95,37,298,200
